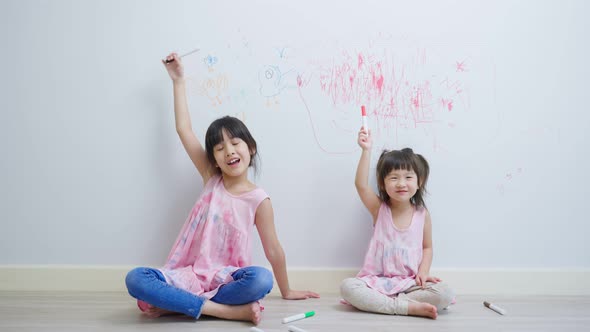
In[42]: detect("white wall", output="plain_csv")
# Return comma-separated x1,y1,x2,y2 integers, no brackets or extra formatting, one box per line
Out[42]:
1,0,589,270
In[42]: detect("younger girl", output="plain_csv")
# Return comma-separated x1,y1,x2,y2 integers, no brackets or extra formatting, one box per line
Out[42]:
125,53,319,325
340,128,454,319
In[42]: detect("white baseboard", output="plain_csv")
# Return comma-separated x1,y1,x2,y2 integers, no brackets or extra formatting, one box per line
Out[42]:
1,265,588,295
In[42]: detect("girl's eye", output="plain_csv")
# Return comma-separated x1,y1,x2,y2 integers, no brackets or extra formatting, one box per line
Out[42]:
215,146,224,151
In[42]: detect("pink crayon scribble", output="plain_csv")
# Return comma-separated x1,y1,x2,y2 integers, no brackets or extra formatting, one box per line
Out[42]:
296,73,312,88
297,84,355,155
298,47,474,152
317,49,442,129
441,98,454,111
440,77,463,95
456,60,468,72
506,173,513,180
372,64,384,95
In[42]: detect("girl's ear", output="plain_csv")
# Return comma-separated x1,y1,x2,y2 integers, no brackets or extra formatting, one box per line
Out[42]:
250,147,257,156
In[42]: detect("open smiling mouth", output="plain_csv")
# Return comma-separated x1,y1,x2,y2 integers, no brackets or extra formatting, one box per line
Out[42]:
227,158,240,166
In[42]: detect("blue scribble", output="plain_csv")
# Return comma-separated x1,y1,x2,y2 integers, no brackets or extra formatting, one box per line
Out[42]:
259,65,293,97
204,54,218,67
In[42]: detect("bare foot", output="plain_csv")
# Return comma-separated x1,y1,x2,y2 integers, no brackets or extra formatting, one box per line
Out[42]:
137,301,179,318
201,301,261,325
408,302,438,319
144,306,178,318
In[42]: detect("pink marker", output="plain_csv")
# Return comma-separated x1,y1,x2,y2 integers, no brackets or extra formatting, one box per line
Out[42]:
361,105,368,130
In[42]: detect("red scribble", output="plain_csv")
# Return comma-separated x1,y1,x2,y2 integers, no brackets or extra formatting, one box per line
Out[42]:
372,63,384,95
315,51,442,130
298,48,474,152
297,83,355,155
456,60,467,72
440,77,463,94
441,98,454,111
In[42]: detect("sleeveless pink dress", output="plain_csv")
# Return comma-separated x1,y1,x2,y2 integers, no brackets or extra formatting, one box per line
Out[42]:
356,203,425,295
158,175,269,299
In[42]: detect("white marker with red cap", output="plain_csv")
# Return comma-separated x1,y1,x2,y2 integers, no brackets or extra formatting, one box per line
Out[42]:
361,105,368,130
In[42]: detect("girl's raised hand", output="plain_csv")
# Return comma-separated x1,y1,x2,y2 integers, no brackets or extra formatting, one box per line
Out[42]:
162,53,184,82
358,127,372,151
282,289,321,300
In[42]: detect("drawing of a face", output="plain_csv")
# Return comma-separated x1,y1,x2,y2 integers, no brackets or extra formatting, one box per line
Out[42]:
258,65,284,97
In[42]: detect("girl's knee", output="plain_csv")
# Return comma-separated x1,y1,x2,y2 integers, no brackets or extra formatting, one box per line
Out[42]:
125,267,159,298
432,282,455,309
250,266,274,295
340,278,363,298
125,267,144,297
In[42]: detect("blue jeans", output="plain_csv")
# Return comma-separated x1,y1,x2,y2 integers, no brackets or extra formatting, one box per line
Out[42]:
125,266,273,318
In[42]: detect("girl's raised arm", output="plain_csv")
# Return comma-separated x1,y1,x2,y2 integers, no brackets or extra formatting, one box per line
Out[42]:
355,128,381,222
163,53,213,183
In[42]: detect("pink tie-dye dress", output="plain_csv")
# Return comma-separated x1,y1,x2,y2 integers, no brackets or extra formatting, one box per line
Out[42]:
158,174,269,299
356,203,425,295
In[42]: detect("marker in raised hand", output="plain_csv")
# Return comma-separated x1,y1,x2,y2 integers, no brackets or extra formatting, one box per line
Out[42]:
164,48,200,63
361,105,368,130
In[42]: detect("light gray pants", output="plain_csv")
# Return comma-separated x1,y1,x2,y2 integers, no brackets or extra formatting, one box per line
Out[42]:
340,278,455,316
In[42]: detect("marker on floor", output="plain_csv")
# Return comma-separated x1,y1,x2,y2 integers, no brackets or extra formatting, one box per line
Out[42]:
484,301,506,315
282,311,315,324
249,327,265,332
288,325,308,332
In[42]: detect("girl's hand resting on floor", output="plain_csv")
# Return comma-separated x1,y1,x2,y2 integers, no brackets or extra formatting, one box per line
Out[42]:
282,289,321,300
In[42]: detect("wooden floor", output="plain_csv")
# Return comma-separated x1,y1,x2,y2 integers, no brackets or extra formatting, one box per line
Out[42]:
0,291,589,331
